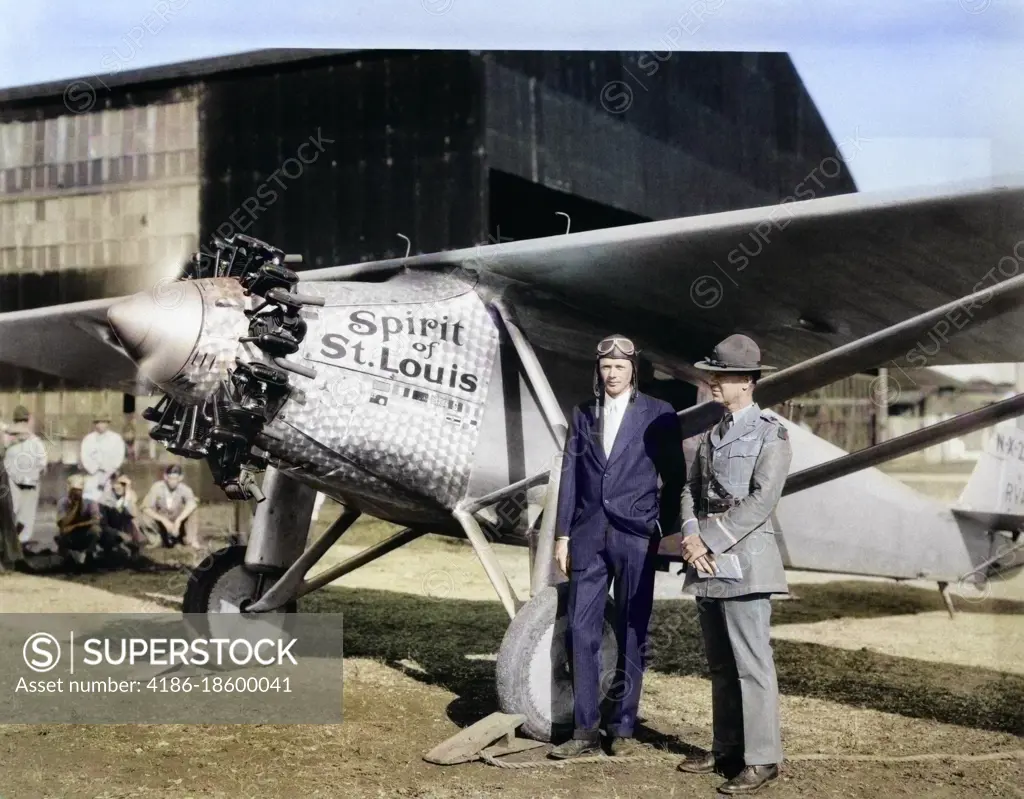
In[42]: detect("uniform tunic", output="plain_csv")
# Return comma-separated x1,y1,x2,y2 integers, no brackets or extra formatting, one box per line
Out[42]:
679,403,791,599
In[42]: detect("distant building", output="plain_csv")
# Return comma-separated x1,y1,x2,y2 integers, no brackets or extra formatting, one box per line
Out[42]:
884,368,1016,464
782,365,1016,467
775,373,880,454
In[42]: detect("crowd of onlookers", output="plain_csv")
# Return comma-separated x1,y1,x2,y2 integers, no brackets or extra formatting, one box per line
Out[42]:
1,405,200,569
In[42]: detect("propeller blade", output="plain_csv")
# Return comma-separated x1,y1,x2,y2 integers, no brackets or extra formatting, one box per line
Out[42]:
97,216,194,299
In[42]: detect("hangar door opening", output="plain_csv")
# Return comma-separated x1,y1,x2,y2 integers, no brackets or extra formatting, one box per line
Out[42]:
486,169,648,243
485,168,695,411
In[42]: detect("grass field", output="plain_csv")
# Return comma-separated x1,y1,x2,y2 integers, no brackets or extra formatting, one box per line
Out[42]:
2,500,1023,798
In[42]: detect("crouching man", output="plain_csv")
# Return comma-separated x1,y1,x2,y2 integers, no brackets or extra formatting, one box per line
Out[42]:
676,334,792,795
140,465,200,549
99,472,147,562
55,474,120,566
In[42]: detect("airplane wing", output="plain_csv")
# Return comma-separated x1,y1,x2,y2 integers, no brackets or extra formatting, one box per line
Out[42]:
0,297,139,391
3,177,1024,398
304,174,1024,405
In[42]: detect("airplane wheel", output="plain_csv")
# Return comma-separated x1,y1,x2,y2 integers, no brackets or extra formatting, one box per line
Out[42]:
181,545,296,641
495,581,618,743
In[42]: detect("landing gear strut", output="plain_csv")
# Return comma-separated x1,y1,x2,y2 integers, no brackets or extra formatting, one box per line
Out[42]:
937,580,956,619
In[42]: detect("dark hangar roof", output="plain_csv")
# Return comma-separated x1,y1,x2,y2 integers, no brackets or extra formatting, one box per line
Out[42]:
0,48,358,106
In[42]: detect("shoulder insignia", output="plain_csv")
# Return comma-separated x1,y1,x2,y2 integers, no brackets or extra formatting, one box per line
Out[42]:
758,414,787,440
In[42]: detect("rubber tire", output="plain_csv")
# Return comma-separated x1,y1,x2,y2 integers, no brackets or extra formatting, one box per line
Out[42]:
181,544,297,641
495,581,618,743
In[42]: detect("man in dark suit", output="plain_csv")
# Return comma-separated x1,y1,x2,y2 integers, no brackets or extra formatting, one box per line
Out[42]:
549,334,684,758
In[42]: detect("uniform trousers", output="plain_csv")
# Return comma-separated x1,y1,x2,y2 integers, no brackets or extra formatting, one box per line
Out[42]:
696,593,783,765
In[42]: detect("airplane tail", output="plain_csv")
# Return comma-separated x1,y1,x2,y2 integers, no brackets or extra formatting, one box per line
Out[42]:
950,419,1024,581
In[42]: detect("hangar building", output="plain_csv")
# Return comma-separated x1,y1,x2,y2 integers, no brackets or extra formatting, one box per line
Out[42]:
0,48,856,498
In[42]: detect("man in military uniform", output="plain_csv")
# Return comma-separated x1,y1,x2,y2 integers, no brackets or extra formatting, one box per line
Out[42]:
676,334,792,795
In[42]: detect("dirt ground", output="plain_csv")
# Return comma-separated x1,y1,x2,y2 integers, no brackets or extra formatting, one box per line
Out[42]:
1,515,1022,798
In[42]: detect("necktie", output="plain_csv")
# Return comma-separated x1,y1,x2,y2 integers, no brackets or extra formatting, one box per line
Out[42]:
720,412,733,437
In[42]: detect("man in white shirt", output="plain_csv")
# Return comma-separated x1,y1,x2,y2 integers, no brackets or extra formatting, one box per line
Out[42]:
3,406,49,552
550,334,684,759
80,414,126,502
140,465,200,549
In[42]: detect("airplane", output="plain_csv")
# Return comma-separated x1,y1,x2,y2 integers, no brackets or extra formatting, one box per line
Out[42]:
2,175,1024,743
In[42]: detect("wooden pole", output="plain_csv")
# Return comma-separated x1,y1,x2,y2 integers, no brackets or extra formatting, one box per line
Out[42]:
1016,364,1024,432
875,367,889,445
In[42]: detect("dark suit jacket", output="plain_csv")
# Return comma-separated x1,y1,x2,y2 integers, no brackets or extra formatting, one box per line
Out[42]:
555,391,685,570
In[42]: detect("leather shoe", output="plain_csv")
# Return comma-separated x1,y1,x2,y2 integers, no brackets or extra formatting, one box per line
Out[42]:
717,764,780,794
607,736,642,756
549,738,601,759
677,751,743,776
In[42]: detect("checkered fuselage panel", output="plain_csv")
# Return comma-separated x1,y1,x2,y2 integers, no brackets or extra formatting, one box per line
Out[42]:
258,270,503,525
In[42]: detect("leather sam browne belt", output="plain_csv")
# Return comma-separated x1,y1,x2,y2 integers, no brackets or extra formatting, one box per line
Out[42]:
705,497,740,514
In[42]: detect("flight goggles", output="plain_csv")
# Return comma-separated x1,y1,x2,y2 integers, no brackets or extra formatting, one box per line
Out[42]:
596,336,637,357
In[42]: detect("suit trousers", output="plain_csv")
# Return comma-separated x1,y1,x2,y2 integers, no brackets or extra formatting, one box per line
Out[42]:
567,522,658,740
697,593,783,765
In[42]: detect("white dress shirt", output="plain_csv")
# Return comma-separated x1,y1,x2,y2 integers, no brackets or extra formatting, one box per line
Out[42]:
601,390,631,457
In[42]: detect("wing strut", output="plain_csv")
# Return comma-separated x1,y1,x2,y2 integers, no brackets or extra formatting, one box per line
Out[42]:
487,297,569,600
781,391,1024,496
675,269,1024,436
756,270,1024,408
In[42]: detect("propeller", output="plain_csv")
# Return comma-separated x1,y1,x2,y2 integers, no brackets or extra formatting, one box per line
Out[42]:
98,220,196,400
105,228,310,421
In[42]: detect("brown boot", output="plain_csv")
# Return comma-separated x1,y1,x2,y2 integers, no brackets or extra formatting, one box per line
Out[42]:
677,750,744,777
607,736,643,756
717,764,780,794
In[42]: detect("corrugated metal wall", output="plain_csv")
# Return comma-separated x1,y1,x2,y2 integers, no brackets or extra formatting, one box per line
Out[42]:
0,93,203,496
0,93,201,311
196,51,487,268
780,373,878,453
482,51,856,219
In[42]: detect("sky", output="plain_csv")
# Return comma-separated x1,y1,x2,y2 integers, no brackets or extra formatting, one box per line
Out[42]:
2,0,1023,380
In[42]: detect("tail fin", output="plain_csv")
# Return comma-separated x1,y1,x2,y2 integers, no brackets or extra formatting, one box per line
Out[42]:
954,420,1024,526
952,419,1024,580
